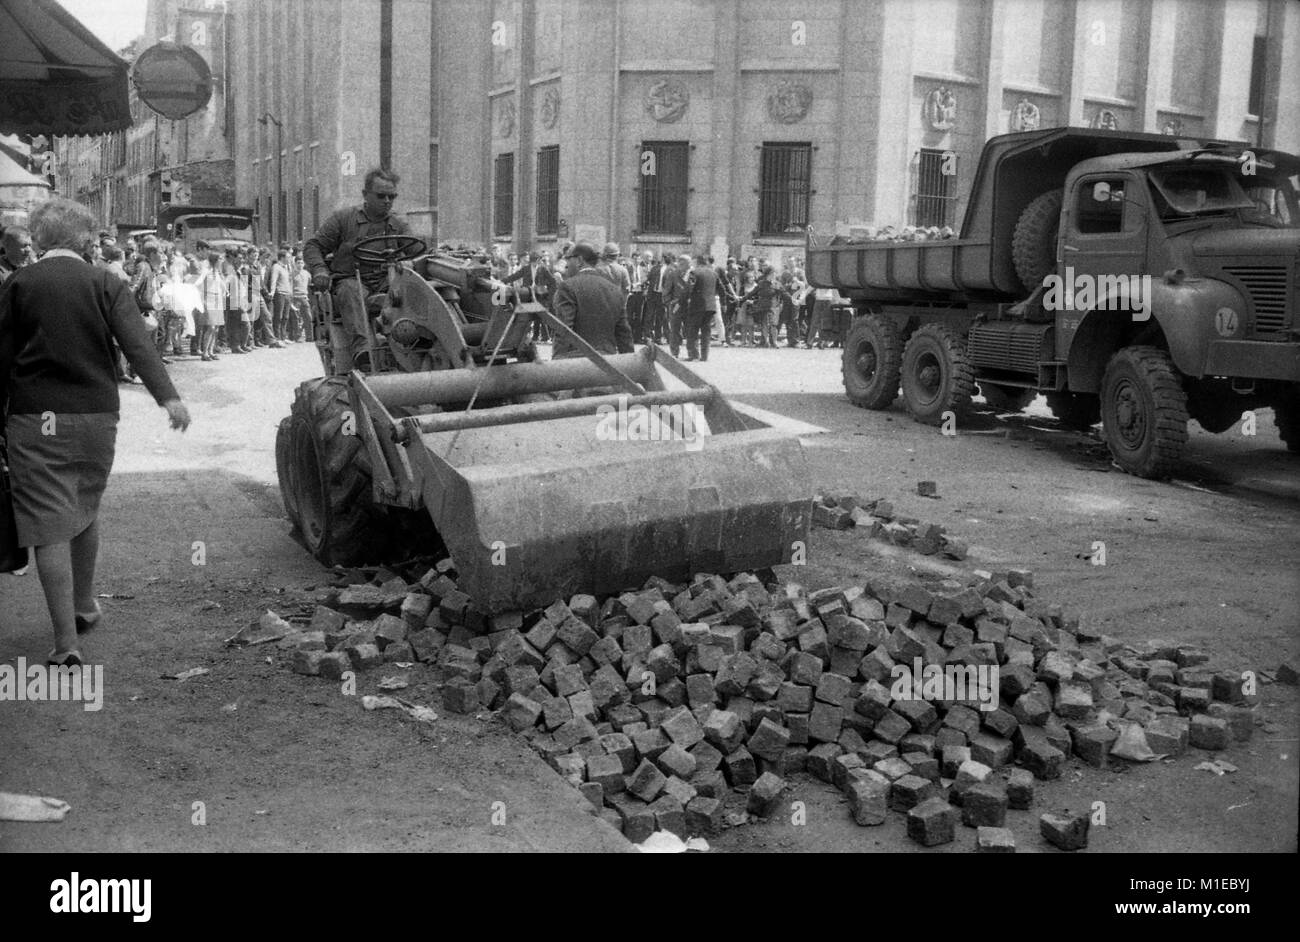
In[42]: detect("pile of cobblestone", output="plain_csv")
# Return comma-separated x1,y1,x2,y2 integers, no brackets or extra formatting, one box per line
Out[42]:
813,491,969,560
249,550,1263,851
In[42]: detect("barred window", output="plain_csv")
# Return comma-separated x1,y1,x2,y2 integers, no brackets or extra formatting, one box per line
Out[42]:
914,148,957,228
637,141,688,234
536,145,559,235
493,152,514,238
758,143,811,236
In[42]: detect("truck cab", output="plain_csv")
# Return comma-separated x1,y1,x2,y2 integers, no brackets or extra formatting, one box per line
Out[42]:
809,128,1300,477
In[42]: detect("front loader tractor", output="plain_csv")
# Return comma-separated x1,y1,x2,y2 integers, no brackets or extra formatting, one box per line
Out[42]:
275,236,815,614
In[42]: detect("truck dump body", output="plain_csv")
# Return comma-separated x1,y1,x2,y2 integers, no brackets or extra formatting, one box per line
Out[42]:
807,127,1255,301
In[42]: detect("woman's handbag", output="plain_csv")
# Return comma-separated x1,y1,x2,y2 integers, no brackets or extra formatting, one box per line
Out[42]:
0,434,29,573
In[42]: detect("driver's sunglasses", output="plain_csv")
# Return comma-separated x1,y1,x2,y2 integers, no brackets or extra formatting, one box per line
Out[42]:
369,192,398,201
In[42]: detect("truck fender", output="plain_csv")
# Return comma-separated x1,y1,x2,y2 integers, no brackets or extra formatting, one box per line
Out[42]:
1064,277,1246,392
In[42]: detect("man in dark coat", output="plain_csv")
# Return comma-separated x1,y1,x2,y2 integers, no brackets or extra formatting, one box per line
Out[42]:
683,255,721,361
551,242,633,359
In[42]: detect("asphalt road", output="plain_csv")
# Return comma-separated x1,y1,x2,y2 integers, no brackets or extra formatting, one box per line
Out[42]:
2,338,1296,852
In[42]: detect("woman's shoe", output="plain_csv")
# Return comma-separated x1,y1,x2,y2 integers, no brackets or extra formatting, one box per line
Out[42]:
48,650,83,668
75,601,103,636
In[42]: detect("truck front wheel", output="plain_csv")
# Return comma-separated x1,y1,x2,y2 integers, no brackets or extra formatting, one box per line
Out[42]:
1274,393,1300,452
901,323,974,425
842,314,903,409
1099,346,1189,478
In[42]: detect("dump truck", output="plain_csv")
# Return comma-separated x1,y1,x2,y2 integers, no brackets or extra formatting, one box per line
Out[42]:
275,235,812,614
156,205,255,256
807,127,1300,477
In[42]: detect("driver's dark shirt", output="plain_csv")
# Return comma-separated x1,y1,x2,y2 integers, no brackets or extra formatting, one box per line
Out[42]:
303,206,410,289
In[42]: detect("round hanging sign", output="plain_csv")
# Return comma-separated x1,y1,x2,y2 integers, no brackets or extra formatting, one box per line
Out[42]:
132,42,213,120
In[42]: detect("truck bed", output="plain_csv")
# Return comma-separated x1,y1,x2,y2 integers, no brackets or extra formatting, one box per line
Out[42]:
806,236,1015,300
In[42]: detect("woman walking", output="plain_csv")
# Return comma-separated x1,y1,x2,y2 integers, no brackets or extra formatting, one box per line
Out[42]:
0,199,191,667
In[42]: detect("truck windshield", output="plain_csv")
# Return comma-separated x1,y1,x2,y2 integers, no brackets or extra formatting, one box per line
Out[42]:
1148,168,1253,218
1241,178,1300,227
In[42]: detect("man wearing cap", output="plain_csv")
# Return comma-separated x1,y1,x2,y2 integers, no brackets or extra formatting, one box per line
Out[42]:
551,242,633,360
596,242,631,302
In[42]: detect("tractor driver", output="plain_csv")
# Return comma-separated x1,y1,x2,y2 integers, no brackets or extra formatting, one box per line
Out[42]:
303,167,411,370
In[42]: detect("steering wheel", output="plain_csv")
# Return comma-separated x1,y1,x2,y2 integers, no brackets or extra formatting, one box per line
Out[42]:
352,233,428,266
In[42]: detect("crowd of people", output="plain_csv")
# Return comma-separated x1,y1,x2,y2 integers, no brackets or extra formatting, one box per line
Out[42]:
2,223,319,380
483,242,851,357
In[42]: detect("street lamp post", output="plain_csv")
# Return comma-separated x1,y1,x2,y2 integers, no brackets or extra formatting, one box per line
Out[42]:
258,112,283,244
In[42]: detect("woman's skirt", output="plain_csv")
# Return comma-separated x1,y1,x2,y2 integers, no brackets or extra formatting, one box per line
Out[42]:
4,412,118,547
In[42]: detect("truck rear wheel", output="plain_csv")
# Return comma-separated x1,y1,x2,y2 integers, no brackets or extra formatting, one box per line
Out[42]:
1012,189,1063,293
1046,391,1101,430
842,314,902,409
1274,394,1300,452
979,383,1035,413
287,377,389,565
901,323,974,425
1100,346,1189,478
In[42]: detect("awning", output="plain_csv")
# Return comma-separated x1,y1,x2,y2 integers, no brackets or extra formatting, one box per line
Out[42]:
0,0,131,136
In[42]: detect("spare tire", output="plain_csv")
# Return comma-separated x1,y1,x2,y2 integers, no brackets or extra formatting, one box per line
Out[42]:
1012,189,1064,293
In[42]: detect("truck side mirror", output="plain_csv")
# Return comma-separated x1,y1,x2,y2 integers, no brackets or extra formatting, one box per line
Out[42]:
1092,182,1112,202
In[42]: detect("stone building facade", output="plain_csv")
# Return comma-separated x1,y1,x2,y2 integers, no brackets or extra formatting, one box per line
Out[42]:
228,0,1298,260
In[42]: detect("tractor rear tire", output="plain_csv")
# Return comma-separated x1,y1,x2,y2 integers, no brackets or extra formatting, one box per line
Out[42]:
1274,392,1300,453
275,415,301,531
901,323,974,425
979,383,1035,413
842,313,903,409
1099,346,1189,478
1046,391,1101,430
287,376,389,566
1012,189,1063,293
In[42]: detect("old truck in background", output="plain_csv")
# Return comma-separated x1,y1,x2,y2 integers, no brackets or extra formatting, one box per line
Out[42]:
807,128,1300,477
156,204,255,256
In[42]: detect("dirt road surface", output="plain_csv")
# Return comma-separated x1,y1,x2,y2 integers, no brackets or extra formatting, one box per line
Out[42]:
2,340,1296,853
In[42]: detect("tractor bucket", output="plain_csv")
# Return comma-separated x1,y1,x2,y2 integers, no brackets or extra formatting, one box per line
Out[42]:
358,347,816,614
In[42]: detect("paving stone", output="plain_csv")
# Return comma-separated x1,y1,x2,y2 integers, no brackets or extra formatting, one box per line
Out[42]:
940,745,971,779
585,753,626,795
599,732,637,773
893,697,938,733
1205,703,1253,741
1005,768,1035,809
747,718,792,762
969,732,1014,768
343,642,383,671
902,752,940,781
1011,688,1052,726
653,742,697,781
848,777,889,825
502,692,542,732
808,702,844,743
961,782,1008,827
831,753,866,792
723,746,758,787
806,742,843,783
660,705,705,748
814,671,853,705
1055,684,1095,721
889,774,940,812
976,826,1016,853
1019,740,1065,780
688,740,724,774
316,651,352,680
474,677,501,710
1176,685,1211,714
907,797,958,847
871,709,911,745
685,795,725,834
776,682,813,714
854,680,892,720
983,706,1018,739
1189,715,1230,750
703,709,744,753
951,759,993,805
1071,724,1118,768
626,759,667,802
746,772,787,818
685,673,717,707
661,775,698,809
1040,811,1089,851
